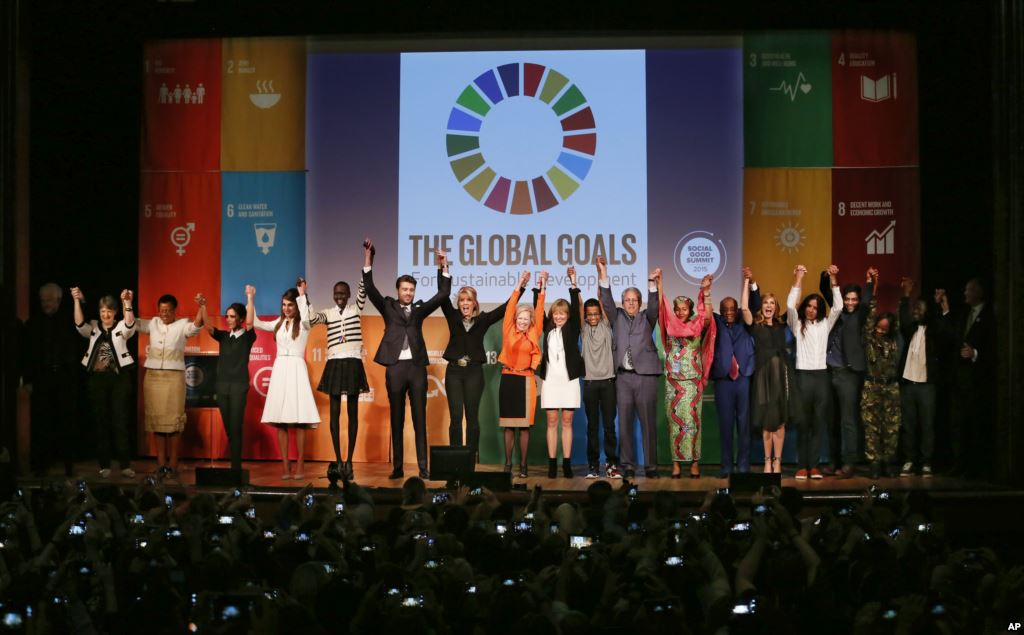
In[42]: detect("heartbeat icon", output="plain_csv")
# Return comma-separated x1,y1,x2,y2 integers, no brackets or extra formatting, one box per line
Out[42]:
769,72,813,101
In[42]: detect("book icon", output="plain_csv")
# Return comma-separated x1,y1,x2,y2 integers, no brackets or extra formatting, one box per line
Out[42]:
861,74,897,102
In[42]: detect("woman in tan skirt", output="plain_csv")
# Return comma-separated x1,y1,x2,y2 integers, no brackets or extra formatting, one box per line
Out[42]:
139,292,206,477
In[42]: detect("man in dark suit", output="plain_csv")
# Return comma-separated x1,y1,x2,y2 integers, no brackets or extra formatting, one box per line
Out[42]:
941,278,995,477
709,267,761,477
362,240,451,479
598,256,661,478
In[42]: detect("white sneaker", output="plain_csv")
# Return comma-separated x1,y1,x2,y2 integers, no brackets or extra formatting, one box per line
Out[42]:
921,464,933,478
899,462,914,477
121,468,136,478
99,468,111,478
606,465,623,479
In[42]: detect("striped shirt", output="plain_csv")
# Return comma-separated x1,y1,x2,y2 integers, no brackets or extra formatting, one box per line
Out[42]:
310,281,367,360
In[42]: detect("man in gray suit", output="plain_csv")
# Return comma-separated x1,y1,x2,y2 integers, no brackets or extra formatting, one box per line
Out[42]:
598,256,662,478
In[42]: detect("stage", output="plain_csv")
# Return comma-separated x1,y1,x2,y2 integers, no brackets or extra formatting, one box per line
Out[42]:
21,458,1013,502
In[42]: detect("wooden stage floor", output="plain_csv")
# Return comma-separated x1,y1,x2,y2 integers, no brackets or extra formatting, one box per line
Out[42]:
21,458,1009,500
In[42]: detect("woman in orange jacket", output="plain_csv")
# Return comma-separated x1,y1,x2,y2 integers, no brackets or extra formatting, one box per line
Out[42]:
498,270,546,477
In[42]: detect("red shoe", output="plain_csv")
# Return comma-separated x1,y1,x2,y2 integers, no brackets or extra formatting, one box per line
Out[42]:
795,468,809,480
809,468,824,479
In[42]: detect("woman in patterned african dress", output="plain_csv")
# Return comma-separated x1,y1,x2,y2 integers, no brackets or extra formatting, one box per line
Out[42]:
658,274,717,478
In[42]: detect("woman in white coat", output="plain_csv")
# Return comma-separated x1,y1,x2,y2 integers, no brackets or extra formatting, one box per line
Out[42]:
250,278,320,480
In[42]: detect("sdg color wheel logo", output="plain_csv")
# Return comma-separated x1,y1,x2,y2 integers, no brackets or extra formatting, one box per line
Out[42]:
446,62,597,214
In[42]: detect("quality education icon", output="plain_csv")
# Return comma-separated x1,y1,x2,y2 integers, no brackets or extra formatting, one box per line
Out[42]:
445,62,598,214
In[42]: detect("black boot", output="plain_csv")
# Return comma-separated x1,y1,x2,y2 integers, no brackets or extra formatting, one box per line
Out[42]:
548,458,558,479
562,458,574,478
343,460,353,480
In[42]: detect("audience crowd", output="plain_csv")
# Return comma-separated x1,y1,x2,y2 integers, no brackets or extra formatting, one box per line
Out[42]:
0,463,1019,634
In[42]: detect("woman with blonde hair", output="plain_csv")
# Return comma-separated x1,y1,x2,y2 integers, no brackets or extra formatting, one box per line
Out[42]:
537,267,584,478
441,278,526,460
497,271,546,477
741,278,792,473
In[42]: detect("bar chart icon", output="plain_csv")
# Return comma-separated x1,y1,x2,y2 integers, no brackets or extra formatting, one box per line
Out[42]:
866,221,896,255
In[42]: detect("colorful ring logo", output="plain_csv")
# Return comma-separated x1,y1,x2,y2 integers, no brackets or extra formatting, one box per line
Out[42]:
446,63,597,214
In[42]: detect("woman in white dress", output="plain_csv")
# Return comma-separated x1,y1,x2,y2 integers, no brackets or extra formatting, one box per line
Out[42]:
537,267,583,479
249,278,320,480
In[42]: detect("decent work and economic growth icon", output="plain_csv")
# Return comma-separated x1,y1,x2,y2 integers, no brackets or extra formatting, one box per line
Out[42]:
446,62,598,214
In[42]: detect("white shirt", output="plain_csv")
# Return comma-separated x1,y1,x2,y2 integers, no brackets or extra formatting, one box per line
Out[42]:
903,324,928,383
254,295,312,358
139,317,201,370
787,285,843,370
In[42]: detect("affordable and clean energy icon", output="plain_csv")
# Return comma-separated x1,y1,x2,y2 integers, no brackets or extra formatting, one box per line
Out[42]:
170,222,196,256
249,80,281,109
769,72,813,101
774,221,806,255
254,223,277,255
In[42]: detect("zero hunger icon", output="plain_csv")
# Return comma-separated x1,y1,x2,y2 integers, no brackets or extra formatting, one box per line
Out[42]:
445,62,597,214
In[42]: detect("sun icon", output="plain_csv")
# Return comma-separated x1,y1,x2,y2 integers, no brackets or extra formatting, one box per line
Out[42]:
774,221,806,255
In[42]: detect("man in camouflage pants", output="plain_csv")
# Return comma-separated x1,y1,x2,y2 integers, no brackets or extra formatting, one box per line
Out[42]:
861,275,902,479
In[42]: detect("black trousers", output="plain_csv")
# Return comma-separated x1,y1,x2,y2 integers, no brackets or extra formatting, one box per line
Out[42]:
386,360,428,470
583,378,619,467
901,381,936,465
216,381,249,471
446,363,484,457
829,368,864,466
30,366,78,474
86,369,133,470
949,365,989,475
795,370,831,470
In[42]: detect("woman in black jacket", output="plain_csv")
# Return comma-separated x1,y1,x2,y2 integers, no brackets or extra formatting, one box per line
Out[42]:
537,267,584,478
442,271,531,461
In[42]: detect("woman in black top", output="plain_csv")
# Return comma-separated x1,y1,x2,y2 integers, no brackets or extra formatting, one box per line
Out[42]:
441,272,530,461
741,277,791,474
206,286,257,476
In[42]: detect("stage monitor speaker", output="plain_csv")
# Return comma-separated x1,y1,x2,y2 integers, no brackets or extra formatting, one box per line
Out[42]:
195,467,249,487
465,470,512,492
429,446,475,483
728,472,781,492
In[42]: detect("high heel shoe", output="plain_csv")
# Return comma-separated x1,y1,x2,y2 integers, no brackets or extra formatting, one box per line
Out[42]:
504,463,513,474
343,460,354,480
548,459,558,479
519,463,528,478
689,461,701,479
